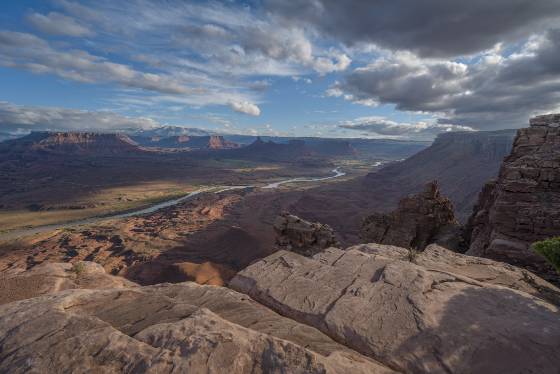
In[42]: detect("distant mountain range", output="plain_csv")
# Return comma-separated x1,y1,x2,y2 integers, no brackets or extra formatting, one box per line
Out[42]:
131,125,213,138
1,125,430,161
131,135,240,150
219,137,355,163
222,135,428,160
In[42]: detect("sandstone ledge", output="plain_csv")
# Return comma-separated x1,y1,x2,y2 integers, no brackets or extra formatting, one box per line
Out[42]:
230,244,560,373
0,272,392,373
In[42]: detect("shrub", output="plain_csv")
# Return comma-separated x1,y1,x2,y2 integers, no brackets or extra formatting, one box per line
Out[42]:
70,262,86,276
532,237,560,274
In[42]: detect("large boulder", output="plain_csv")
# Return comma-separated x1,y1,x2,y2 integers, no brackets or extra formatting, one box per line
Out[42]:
273,213,339,256
361,181,461,251
0,268,392,373
230,244,560,374
466,114,560,282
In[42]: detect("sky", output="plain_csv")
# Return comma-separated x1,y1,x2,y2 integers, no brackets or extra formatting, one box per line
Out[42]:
1,0,560,140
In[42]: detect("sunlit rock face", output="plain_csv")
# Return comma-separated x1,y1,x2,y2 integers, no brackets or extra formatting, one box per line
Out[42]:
466,114,560,282
231,244,560,374
0,264,393,374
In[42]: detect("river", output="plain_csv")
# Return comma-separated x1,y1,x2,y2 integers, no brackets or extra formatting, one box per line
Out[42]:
0,168,346,241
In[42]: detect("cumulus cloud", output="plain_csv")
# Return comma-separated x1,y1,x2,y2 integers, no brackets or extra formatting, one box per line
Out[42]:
0,101,161,134
330,29,560,129
229,101,261,116
266,0,560,58
339,116,474,140
26,11,94,37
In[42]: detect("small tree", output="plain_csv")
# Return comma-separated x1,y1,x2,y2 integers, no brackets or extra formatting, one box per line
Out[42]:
532,237,560,274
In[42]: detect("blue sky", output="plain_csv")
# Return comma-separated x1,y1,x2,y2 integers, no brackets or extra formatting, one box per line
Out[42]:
1,1,560,140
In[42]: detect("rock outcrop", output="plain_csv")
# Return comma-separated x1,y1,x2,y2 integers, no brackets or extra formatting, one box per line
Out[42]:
230,244,560,374
274,213,339,256
0,261,137,305
361,181,460,251
467,114,560,282
0,265,392,373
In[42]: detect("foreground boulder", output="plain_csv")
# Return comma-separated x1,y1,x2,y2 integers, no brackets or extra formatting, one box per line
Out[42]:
274,213,338,256
466,114,560,282
230,244,560,373
361,181,461,250
0,267,391,373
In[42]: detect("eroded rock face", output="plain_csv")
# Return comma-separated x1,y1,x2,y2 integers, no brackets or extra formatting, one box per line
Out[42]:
466,114,560,282
0,279,392,374
230,245,560,374
274,213,338,256
361,181,461,251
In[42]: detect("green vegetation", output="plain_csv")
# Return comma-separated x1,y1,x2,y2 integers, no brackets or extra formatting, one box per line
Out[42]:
70,262,86,276
532,237,560,274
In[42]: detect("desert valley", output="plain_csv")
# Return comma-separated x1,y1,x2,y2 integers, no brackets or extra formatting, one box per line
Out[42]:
1,1,560,373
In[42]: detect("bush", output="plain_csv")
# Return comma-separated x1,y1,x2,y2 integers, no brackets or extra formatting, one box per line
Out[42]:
70,262,86,276
532,237,560,274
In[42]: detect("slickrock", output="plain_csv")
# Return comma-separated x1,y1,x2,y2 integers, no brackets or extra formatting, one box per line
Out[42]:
274,213,339,256
466,114,560,282
0,279,392,373
0,261,136,305
230,245,560,374
361,181,461,251
353,243,560,305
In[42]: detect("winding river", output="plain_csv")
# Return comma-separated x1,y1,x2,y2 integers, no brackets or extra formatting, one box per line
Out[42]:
0,168,346,241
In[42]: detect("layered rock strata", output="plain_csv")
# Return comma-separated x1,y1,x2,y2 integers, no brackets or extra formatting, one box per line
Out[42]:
467,114,560,281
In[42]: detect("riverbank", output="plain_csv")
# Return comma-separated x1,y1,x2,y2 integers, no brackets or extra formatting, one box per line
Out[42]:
0,168,346,242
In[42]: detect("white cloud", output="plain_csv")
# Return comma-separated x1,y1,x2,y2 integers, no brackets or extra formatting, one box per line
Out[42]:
27,11,94,37
0,101,162,133
329,32,560,129
338,116,474,140
229,101,261,116
0,31,188,95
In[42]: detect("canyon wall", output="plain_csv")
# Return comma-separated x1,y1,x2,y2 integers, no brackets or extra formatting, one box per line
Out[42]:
363,129,516,221
467,114,560,282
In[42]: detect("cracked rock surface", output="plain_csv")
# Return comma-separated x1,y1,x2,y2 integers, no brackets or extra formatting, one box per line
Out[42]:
230,244,560,374
0,266,392,374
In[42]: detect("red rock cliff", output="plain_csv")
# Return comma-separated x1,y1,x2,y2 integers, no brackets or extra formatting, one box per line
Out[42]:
466,114,560,282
